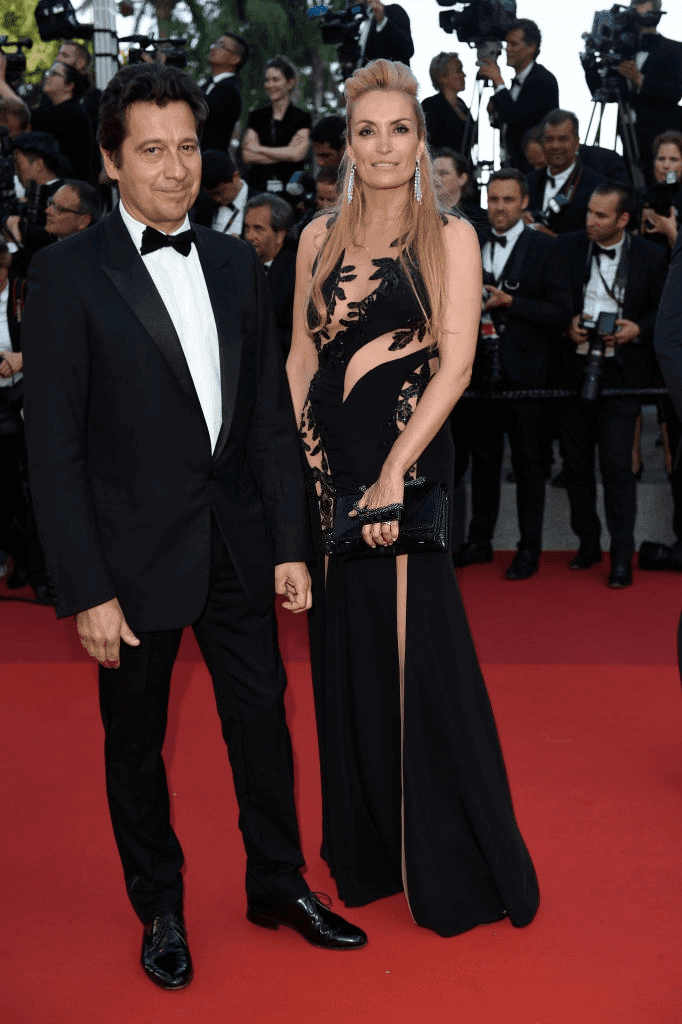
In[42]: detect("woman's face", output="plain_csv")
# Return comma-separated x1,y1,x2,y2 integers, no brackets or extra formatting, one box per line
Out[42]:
433,156,467,204
440,58,466,95
264,68,294,104
348,90,425,196
654,142,682,183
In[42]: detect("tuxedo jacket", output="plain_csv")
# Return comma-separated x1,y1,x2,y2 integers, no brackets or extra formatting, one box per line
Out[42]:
558,230,668,388
190,185,261,232
655,229,682,419
491,63,559,173
22,206,311,629
363,5,414,66
477,227,572,387
265,244,297,359
580,145,630,186
201,76,241,152
526,163,608,235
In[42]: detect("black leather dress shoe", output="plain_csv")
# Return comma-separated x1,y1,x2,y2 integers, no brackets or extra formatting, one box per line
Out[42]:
247,893,367,950
454,541,493,567
506,549,539,581
141,910,193,990
608,560,632,588
570,542,602,570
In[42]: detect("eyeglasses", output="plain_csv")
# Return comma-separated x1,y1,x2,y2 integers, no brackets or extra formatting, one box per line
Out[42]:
210,41,236,54
45,67,65,78
47,198,83,215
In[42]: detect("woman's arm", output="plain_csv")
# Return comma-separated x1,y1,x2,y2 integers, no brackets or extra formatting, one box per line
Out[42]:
286,218,328,424
243,127,311,166
241,127,277,165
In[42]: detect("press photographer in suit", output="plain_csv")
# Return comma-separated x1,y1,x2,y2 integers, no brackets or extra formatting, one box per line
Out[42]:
453,169,572,580
558,182,667,588
244,194,296,359
190,150,257,236
200,32,248,152
22,63,366,992
360,1,414,67
481,19,559,174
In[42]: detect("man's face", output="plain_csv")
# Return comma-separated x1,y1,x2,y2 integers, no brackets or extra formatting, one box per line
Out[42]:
633,2,656,16
487,178,528,234
244,205,286,262
0,112,24,139
525,140,546,170
45,185,90,238
505,29,536,71
208,36,241,75
14,150,37,188
313,140,342,168
542,119,579,174
204,173,241,206
101,100,201,233
586,191,629,245
57,43,87,73
316,181,338,211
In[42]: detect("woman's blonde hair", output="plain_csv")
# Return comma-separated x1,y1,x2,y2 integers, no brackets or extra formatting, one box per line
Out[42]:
308,59,447,342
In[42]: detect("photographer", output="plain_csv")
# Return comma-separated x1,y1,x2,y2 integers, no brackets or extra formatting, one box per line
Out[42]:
360,2,414,67
244,194,296,358
311,115,345,170
482,19,559,173
44,180,99,239
28,62,92,183
558,182,667,587
453,169,572,580
526,110,608,236
422,53,472,156
584,1,682,180
190,150,257,235
640,130,682,250
201,33,249,153
2,132,64,265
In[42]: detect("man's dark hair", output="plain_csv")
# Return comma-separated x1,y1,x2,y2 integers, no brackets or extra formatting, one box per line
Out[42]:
521,124,544,152
60,63,90,103
542,109,580,138
511,19,542,55
60,40,91,71
488,167,529,197
592,182,636,219
264,56,297,83
0,97,30,133
316,167,340,188
61,179,101,223
97,64,208,167
13,132,62,176
221,32,249,71
245,193,293,234
201,149,238,190
311,115,345,151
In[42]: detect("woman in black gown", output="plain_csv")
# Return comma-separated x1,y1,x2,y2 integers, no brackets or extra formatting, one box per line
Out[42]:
287,59,539,938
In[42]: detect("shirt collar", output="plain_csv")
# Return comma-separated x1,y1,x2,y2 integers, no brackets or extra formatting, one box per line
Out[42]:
233,179,248,211
489,217,525,249
595,233,626,257
514,60,535,87
119,200,191,252
212,71,235,84
548,161,576,188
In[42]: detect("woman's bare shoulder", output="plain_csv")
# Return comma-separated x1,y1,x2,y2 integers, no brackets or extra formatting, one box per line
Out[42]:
299,213,335,260
441,211,479,249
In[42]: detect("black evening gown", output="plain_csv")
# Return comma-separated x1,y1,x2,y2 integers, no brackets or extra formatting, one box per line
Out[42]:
300,239,539,937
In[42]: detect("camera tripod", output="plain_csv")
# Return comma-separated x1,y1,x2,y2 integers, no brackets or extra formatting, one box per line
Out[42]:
583,77,645,190
465,74,504,205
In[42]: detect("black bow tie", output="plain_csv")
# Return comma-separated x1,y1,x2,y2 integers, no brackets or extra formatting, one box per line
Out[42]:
140,226,196,258
490,234,507,248
547,175,556,188
594,245,616,260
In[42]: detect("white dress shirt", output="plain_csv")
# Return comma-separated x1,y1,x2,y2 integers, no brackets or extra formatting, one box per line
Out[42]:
212,179,248,236
360,12,387,57
542,161,576,209
119,201,222,450
482,216,525,284
579,233,626,357
495,59,535,100
0,282,20,389
205,71,235,96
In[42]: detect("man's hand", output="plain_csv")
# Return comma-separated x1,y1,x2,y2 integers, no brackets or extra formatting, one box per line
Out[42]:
568,314,590,345
479,58,504,88
0,351,22,377
275,562,312,614
484,285,513,311
75,597,140,668
367,0,386,24
604,319,640,346
618,60,644,89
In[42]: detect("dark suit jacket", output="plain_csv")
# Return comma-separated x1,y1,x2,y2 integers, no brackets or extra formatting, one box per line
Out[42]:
655,229,682,418
201,76,241,152
363,4,413,66
477,227,572,387
190,185,260,233
526,162,608,235
558,229,668,388
490,63,559,173
265,245,297,359
22,206,311,628
580,144,630,185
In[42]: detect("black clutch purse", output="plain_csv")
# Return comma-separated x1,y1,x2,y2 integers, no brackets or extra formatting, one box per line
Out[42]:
329,478,449,559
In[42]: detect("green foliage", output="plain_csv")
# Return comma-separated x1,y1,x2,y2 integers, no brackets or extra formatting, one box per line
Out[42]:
1,0,60,91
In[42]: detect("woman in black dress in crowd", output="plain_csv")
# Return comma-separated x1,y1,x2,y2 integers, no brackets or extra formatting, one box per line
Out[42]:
286,59,539,938
421,52,472,155
242,56,311,199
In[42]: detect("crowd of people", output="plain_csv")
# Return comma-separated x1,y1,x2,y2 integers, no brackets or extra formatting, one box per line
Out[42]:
2,0,682,602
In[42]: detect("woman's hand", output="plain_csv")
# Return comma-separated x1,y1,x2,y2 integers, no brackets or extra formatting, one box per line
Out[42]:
641,204,678,247
349,472,405,549
0,351,22,378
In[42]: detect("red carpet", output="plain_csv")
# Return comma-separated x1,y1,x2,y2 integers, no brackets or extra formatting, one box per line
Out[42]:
2,555,681,1023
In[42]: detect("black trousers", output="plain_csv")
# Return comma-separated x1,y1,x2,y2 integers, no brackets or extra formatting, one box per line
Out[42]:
559,395,641,561
453,398,547,555
98,524,308,923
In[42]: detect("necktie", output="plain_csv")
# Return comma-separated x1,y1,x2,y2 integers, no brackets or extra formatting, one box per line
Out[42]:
140,226,196,257
491,234,508,248
594,245,616,260
222,203,238,234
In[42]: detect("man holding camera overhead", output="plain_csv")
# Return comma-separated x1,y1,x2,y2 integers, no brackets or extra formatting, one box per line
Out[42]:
360,2,414,67
557,182,667,588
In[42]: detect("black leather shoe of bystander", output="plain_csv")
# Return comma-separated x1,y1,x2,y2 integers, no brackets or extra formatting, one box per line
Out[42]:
247,893,367,950
141,910,193,990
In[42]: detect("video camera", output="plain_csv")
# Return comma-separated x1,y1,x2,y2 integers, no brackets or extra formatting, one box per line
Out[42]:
119,35,188,69
437,0,517,62
580,310,618,401
0,37,34,89
34,0,94,42
581,3,664,71
318,2,366,74
644,171,679,216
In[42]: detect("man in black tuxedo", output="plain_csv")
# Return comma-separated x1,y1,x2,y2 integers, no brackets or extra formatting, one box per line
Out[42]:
526,110,608,237
190,150,257,236
22,64,366,992
453,169,572,580
361,1,413,67
244,194,297,359
481,20,559,174
558,182,667,587
584,1,682,180
200,32,248,152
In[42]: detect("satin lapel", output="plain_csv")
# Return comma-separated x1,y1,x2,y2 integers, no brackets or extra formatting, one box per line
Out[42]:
102,208,201,410
195,227,242,464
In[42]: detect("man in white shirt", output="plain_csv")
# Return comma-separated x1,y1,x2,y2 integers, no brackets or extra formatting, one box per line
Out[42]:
201,32,249,152
360,1,414,67
191,150,251,236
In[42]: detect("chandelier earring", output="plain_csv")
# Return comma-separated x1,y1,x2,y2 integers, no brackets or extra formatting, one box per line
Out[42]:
414,159,422,203
347,161,356,204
